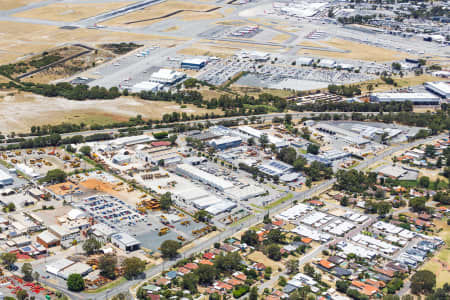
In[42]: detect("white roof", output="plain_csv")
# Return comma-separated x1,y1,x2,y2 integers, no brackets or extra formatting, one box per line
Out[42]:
372,92,439,100
67,208,86,220
425,81,450,94
37,231,59,244
192,195,222,209
205,200,236,215
111,232,140,247
176,164,234,190
0,169,13,182
46,258,75,275
182,58,207,65
151,68,184,80
132,81,162,91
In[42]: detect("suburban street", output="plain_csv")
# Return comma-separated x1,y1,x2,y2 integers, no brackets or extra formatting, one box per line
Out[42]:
26,132,447,300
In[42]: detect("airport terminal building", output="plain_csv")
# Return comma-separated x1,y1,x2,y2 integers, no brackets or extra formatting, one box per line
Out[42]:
181,58,207,70
370,92,441,105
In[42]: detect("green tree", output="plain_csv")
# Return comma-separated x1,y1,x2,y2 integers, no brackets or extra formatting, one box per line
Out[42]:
286,259,299,274
41,169,67,183
266,244,281,261
241,230,259,246
21,263,33,282
419,176,430,188
160,240,181,259
160,192,172,210
411,270,436,294
259,134,269,148
122,257,146,279
67,274,85,291
249,287,258,300
307,143,319,155
195,264,216,285
182,273,199,293
99,254,117,279
82,238,101,255
293,156,307,171
266,229,283,244
16,289,28,300
1,252,17,270
79,145,91,157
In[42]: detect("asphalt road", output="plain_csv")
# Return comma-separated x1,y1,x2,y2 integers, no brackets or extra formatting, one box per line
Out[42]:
33,132,448,300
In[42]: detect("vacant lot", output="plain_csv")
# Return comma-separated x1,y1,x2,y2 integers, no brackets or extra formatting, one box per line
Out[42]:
13,2,133,22
0,92,222,133
1,0,43,10
102,0,222,27
271,34,290,43
421,218,450,288
359,74,448,93
178,44,238,58
0,21,185,64
298,38,411,62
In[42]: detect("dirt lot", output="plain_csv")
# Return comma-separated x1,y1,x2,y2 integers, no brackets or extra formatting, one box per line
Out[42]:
298,38,412,62
0,91,222,133
13,2,134,22
1,0,43,10
102,0,222,27
247,251,284,270
80,178,146,206
0,21,185,64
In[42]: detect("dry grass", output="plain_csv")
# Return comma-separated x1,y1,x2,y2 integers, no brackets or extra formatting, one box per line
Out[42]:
271,34,290,43
247,251,284,270
421,218,450,288
102,0,221,27
177,44,238,58
0,21,186,64
298,38,412,62
359,74,448,93
163,26,179,32
215,20,248,26
1,0,43,10
13,2,134,22
0,92,222,133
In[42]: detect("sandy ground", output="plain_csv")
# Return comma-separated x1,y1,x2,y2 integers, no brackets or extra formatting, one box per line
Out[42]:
80,178,146,206
1,0,43,10
0,21,185,64
247,251,284,270
298,38,412,62
102,0,221,27
177,44,239,58
13,2,134,22
0,91,222,133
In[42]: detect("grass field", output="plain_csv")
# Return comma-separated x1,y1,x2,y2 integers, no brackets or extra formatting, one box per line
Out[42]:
421,218,450,288
0,92,222,133
102,0,223,27
0,21,185,64
13,2,133,22
298,38,412,62
359,74,448,93
1,0,43,10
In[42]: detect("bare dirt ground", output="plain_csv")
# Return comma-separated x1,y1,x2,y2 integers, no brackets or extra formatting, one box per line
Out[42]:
0,91,223,133
0,21,185,64
13,2,134,22
247,251,284,270
298,38,412,62
101,0,222,27
1,0,43,10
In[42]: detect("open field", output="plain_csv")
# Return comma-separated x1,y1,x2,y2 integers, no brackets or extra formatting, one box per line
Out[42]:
1,0,43,10
0,21,186,64
298,38,412,62
421,218,450,288
0,92,222,133
271,34,290,43
359,74,448,93
102,0,223,27
178,44,238,58
13,2,134,22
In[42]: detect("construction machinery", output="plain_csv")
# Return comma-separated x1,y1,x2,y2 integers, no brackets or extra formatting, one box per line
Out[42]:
158,227,170,236
177,235,185,241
